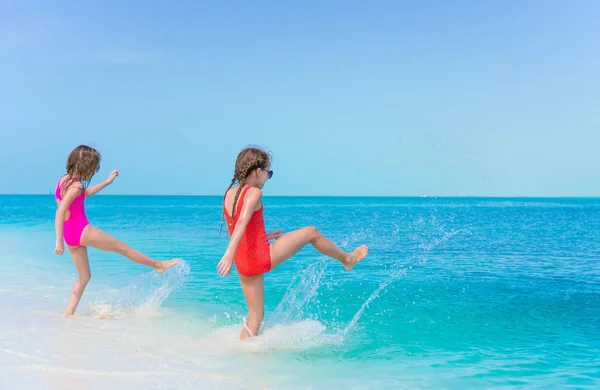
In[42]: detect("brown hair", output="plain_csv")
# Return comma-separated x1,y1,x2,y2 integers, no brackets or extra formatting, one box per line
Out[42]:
61,145,101,196
220,146,271,236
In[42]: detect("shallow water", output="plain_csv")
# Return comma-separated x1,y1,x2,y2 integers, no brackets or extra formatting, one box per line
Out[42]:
1,195,599,388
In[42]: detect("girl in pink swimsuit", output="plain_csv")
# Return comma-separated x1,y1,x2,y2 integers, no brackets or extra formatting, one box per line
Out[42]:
54,145,178,317
217,146,369,339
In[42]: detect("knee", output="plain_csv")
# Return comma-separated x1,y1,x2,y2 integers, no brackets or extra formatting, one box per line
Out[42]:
306,226,320,240
114,241,129,256
80,272,91,285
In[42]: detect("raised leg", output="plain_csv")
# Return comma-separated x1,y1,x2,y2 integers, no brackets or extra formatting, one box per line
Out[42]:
80,225,177,273
269,226,367,270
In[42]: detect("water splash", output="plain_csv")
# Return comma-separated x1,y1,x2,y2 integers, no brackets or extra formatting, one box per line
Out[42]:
266,259,329,326
244,320,334,353
89,300,121,320
89,260,190,319
263,217,465,345
342,228,461,336
341,267,407,337
114,259,190,310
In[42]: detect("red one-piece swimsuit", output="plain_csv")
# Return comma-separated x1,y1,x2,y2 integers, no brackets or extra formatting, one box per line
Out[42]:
224,185,272,277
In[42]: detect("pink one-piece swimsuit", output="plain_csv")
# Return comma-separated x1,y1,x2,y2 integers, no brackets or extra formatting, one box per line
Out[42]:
55,177,89,247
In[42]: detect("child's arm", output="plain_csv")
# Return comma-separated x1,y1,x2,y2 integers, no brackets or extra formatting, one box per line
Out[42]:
217,187,262,276
86,170,119,197
85,180,111,198
54,184,84,255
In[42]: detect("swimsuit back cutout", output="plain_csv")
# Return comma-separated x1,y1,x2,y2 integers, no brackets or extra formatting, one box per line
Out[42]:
224,185,271,277
55,176,89,247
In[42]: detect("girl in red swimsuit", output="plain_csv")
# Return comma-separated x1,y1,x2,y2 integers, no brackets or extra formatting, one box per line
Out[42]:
218,146,368,339
54,145,178,317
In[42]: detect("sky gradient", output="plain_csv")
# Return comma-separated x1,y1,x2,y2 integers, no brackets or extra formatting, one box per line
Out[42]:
1,0,599,196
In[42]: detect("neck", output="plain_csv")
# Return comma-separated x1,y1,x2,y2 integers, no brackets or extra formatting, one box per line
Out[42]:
243,181,260,189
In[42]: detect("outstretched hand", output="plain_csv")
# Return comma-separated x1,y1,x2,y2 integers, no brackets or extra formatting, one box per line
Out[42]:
106,170,119,185
217,253,234,277
266,230,284,240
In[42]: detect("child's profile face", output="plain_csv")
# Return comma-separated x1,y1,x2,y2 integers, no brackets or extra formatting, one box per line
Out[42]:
256,164,271,188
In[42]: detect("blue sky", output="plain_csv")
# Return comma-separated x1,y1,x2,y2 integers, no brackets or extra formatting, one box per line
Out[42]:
1,0,599,196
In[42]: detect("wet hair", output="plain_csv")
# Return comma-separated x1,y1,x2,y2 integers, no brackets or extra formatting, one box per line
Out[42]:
220,146,271,236
61,145,101,196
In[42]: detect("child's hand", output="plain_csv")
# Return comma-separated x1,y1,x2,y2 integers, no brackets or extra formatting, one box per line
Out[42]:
105,170,119,185
217,253,234,277
54,240,64,255
266,230,284,240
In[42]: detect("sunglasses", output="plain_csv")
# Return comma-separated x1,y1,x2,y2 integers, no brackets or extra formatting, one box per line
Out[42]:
263,168,273,179
96,165,100,173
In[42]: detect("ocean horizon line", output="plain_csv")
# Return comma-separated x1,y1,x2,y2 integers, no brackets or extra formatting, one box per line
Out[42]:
2,193,600,200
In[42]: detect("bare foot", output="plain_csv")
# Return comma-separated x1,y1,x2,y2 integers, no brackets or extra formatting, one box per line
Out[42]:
343,245,368,271
154,259,179,274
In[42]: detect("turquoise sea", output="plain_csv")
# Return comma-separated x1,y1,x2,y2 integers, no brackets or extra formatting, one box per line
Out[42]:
0,195,599,389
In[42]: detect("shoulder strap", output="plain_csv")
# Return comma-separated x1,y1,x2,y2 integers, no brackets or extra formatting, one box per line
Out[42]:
221,185,252,232
234,185,252,216
240,184,251,199
56,176,69,198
